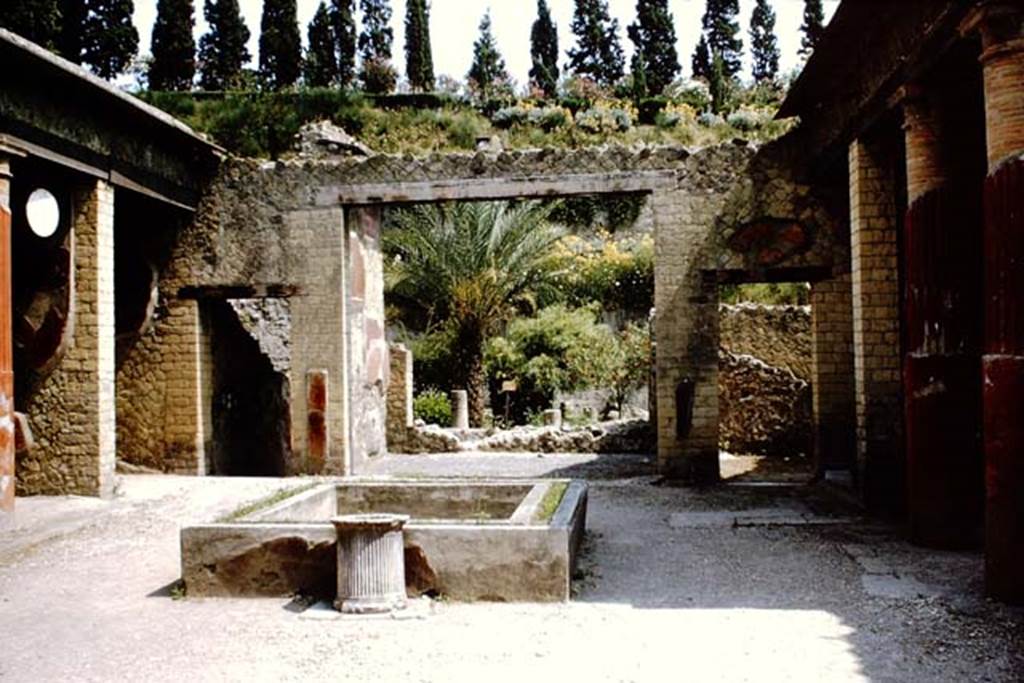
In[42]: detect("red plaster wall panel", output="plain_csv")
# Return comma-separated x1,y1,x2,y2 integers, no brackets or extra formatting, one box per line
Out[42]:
983,158,1024,604
0,205,13,514
306,370,328,475
903,185,985,549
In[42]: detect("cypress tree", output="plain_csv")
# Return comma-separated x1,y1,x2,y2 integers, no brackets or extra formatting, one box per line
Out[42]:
567,0,625,88
529,0,559,99
0,0,61,49
358,0,394,93
628,0,680,96
467,10,508,100
708,52,728,113
149,0,196,91
799,0,825,58
691,34,710,81
700,0,742,79
630,50,648,102
304,1,338,87
358,0,393,63
56,0,88,61
81,0,139,79
198,0,250,90
404,0,434,92
259,0,302,90
333,0,356,87
749,0,779,83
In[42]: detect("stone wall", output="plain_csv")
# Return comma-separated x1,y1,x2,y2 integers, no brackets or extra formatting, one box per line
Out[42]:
19,179,116,496
719,304,812,380
718,304,813,457
110,138,844,482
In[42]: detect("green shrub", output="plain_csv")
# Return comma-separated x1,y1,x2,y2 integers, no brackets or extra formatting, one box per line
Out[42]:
485,305,614,422
414,388,454,427
638,97,669,126
720,282,810,306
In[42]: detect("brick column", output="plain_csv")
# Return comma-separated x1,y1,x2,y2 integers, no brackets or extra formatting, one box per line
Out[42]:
0,154,16,519
20,179,116,497
963,1,1024,604
899,86,985,549
809,273,856,476
848,137,904,513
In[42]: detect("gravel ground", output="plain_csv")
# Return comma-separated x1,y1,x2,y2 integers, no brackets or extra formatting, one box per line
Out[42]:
0,453,1021,682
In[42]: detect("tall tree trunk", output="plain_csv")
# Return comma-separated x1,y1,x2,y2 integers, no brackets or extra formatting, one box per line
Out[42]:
456,325,487,427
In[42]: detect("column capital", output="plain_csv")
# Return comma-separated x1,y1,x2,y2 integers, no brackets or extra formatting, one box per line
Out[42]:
961,2,1024,60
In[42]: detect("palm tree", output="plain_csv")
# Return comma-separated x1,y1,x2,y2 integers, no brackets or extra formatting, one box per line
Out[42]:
384,201,565,426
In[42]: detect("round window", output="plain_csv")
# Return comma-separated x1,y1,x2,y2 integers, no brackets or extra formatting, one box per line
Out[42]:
26,188,61,238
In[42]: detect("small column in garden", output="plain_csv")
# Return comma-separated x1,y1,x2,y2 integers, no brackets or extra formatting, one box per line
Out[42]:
332,514,409,614
452,390,470,429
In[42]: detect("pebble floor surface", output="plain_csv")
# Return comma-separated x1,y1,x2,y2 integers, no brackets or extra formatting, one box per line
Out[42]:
1,452,1021,682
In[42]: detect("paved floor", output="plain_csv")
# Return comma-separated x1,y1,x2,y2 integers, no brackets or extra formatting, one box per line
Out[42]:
1,453,1021,682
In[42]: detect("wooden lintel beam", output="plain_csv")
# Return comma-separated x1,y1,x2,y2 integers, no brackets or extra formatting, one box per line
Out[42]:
177,284,301,300
327,170,677,206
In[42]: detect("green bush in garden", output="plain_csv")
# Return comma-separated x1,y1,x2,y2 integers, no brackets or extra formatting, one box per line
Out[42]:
413,388,453,427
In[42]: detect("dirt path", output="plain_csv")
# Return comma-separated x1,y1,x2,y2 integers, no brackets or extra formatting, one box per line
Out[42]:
0,456,1020,682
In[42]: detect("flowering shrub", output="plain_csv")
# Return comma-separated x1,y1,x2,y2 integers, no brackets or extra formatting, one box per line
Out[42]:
552,234,654,314
492,103,571,131
697,111,725,127
727,106,773,131
575,101,636,134
655,102,697,129
665,78,712,111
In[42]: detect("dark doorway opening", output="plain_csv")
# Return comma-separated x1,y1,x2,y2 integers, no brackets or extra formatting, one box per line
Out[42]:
206,299,290,476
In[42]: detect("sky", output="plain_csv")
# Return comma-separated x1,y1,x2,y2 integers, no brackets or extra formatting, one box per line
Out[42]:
132,0,840,86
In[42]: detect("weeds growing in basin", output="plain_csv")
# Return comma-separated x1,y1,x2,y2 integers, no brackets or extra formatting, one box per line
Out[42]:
216,482,321,523
534,482,569,523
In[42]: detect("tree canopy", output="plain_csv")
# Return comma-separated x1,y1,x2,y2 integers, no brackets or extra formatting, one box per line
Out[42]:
384,201,564,426
700,0,742,79
567,0,625,88
259,0,302,90
628,0,680,96
467,10,509,100
749,0,780,83
529,0,559,98
149,0,195,91
304,1,338,87
0,0,61,49
799,0,825,58
404,0,434,92
333,0,356,87
198,0,250,90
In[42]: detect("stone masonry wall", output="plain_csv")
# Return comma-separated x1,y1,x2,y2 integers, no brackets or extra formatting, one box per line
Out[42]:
117,139,843,481
19,179,116,496
719,304,812,380
718,304,813,456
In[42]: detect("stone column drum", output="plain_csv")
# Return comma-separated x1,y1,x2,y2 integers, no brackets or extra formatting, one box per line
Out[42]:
452,390,469,430
332,513,409,614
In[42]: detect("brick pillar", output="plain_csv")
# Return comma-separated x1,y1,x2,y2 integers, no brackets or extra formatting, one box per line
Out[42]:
0,154,16,519
963,1,1024,604
20,179,116,497
810,273,856,475
848,137,904,513
899,86,985,549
